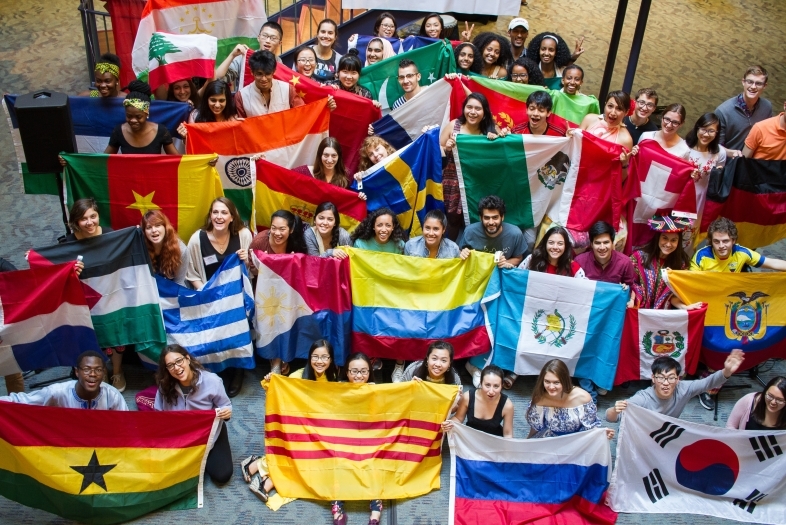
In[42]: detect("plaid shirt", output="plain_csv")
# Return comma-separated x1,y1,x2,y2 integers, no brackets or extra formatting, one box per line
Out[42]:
734,93,760,118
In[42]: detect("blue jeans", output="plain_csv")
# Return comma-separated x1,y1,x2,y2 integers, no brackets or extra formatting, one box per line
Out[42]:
579,377,597,405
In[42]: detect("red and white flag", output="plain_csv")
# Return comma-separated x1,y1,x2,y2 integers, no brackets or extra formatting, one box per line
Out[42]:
614,306,706,385
148,33,217,89
625,140,697,251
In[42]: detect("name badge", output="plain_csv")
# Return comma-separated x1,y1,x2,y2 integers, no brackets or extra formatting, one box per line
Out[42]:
203,254,218,265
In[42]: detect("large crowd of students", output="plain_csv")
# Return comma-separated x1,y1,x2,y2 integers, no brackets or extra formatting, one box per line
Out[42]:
2,10,786,525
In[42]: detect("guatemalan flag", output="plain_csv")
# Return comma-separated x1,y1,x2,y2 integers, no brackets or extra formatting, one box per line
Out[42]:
156,254,255,372
609,404,786,524
448,423,617,525
252,253,352,366
0,263,100,376
481,269,628,391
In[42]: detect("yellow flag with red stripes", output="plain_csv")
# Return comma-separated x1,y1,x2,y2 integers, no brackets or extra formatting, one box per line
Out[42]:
264,375,459,500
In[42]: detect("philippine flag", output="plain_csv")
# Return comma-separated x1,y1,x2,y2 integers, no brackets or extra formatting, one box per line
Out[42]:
448,423,617,525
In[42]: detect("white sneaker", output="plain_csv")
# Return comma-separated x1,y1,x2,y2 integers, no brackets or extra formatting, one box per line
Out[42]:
465,362,481,388
391,363,406,383
111,373,126,393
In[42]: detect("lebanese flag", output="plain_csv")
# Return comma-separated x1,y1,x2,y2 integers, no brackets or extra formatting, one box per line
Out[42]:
0,263,100,376
545,129,624,231
148,33,217,89
240,57,381,174
614,306,706,385
132,0,266,78
625,140,697,252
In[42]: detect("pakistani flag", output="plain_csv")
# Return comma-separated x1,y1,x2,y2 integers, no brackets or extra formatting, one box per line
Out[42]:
28,228,166,352
357,40,456,111
453,134,568,228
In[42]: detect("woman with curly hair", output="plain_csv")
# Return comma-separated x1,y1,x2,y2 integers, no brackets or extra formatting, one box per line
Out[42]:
356,136,396,172
472,32,512,79
342,207,405,254
527,33,573,88
454,42,480,75
141,210,190,286
507,55,545,86
304,202,352,258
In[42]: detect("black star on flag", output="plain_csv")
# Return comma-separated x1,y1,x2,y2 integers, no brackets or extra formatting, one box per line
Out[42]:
70,450,117,494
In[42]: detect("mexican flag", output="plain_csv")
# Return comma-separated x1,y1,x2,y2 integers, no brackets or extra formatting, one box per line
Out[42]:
28,228,166,352
148,32,217,89
614,306,706,385
61,153,224,242
453,134,568,229
185,99,330,228
132,0,266,78
357,40,456,111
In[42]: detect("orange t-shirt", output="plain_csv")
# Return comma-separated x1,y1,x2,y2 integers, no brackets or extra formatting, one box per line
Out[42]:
744,113,786,160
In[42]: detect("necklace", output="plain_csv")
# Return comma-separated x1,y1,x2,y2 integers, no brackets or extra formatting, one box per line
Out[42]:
210,232,230,253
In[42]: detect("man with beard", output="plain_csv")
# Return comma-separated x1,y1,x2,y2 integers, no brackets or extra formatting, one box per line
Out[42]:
460,195,528,268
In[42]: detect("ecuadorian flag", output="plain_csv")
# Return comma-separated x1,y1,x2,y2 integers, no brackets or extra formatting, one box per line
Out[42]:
354,127,443,236
265,375,458,500
666,269,786,370
0,402,218,524
348,248,496,361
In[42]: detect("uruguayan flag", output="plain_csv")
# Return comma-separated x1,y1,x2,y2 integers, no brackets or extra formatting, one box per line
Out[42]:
481,269,627,390
156,254,255,371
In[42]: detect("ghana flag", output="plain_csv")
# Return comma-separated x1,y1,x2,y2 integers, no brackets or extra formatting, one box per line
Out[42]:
264,374,458,501
0,402,219,524
62,153,223,243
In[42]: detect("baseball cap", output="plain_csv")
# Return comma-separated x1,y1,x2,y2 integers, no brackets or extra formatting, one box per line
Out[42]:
508,18,529,31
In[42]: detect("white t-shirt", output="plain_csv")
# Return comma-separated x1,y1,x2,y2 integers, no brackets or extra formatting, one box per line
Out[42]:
639,131,691,160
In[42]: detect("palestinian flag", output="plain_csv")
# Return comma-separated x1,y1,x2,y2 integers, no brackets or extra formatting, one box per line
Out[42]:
62,153,223,243
148,33,217,90
28,227,166,352
453,134,568,229
357,40,456,111
698,157,786,248
0,402,218,524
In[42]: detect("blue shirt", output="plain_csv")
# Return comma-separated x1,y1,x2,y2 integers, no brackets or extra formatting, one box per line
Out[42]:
404,236,460,259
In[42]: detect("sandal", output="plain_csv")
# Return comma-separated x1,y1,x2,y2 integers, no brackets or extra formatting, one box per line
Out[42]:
240,454,259,483
503,372,518,390
281,362,290,375
249,472,269,502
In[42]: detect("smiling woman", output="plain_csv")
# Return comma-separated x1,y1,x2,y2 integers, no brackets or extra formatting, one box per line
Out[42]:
105,81,179,155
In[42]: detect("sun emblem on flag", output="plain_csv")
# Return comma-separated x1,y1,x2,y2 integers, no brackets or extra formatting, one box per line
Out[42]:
642,329,684,357
256,285,308,329
725,291,769,344
531,309,576,347
225,157,253,187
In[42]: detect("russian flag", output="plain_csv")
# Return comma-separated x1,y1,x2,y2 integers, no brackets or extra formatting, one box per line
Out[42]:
252,253,352,365
448,423,617,525
0,263,100,375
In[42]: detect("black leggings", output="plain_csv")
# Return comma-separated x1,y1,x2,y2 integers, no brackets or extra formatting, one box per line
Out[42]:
205,423,233,484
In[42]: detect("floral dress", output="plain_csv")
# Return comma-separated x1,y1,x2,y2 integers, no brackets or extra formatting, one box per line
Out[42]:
525,401,602,438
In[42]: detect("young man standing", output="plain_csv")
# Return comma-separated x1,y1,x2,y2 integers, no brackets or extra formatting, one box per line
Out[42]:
624,88,659,145
508,18,529,61
215,21,285,90
234,50,304,118
743,100,786,160
715,66,773,152
461,195,528,268
391,59,423,110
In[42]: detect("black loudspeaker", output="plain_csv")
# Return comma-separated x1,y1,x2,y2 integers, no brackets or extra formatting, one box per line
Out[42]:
14,91,76,174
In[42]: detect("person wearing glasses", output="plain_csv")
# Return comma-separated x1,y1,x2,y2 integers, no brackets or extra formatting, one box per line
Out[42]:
154,345,233,484
216,22,285,91
391,59,424,109
0,351,128,410
605,350,745,422
742,100,786,160
623,88,659,145
727,376,786,430
292,46,318,78
631,103,690,160
234,50,304,118
715,65,773,152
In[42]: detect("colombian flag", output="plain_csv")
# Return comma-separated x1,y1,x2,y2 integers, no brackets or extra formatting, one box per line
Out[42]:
264,375,458,500
61,153,223,243
255,159,366,233
666,269,786,369
0,402,218,524
348,248,496,361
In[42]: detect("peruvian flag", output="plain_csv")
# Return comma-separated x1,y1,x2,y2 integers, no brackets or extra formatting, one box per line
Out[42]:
545,129,625,231
625,140,697,252
148,33,217,89
614,305,707,385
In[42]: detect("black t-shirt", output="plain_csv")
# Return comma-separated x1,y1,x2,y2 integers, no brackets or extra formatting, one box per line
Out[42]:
624,116,658,145
108,123,173,154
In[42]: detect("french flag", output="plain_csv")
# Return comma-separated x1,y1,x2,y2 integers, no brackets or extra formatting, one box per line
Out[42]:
448,423,618,525
370,78,452,150
0,263,100,375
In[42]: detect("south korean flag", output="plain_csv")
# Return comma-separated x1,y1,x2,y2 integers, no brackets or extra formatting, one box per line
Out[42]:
607,404,786,524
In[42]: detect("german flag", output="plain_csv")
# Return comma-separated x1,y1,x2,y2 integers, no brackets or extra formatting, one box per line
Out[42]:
264,375,458,501
0,402,218,524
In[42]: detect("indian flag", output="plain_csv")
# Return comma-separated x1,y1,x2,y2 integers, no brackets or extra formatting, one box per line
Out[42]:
0,402,218,524
28,228,166,352
148,33,218,89
453,134,568,229
132,0,266,78
61,153,224,243
185,99,330,227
